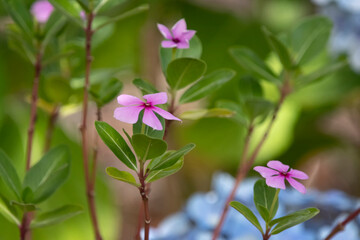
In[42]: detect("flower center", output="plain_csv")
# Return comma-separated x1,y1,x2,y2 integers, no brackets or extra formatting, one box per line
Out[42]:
279,171,289,177
143,102,151,108
172,38,180,43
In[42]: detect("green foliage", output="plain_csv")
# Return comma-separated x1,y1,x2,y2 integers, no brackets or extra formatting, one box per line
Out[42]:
105,167,140,187
166,58,207,90
133,78,158,95
0,195,20,225
131,134,167,161
180,108,234,120
145,156,184,183
23,145,71,203
253,179,279,222
180,69,236,103
230,201,263,234
269,208,320,234
47,0,83,27
90,78,123,107
133,111,165,139
10,201,36,212
31,205,83,229
0,150,22,200
238,76,263,99
95,121,137,171
41,75,72,104
242,98,274,123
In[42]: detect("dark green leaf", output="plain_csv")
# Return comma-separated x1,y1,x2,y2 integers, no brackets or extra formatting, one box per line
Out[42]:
131,134,167,161
262,27,293,69
243,98,274,123
0,150,21,200
230,47,281,85
0,195,20,225
23,145,71,203
105,167,140,187
148,144,195,171
180,108,234,120
122,129,133,146
145,157,184,183
94,0,127,13
180,69,236,104
133,78,158,95
230,201,263,234
239,76,263,99
90,78,123,107
295,61,347,88
41,75,72,104
42,13,67,49
290,16,332,65
47,0,83,27
10,201,36,212
133,111,165,139
253,179,279,222
166,58,206,90
270,208,320,234
21,187,34,203
160,35,202,74
6,24,35,63
95,121,137,171
31,205,83,229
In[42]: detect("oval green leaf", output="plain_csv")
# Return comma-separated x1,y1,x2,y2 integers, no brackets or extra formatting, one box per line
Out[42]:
253,179,279,222
145,157,184,183
131,134,167,161
0,150,22,200
106,167,140,187
230,201,264,234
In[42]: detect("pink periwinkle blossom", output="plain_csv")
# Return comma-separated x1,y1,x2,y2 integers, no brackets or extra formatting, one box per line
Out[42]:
254,160,309,194
30,0,54,23
80,11,86,21
114,92,181,131
157,18,196,49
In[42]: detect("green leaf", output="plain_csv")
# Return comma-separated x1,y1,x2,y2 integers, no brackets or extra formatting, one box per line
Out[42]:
180,108,234,120
2,0,34,38
10,201,36,212
75,0,90,12
0,195,20,226
47,0,83,27
262,27,293,69
105,167,140,187
180,69,236,104
295,61,347,88
253,179,279,222
270,208,320,235
122,129,133,146
0,150,22,200
41,75,72,104
6,24,35,63
243,98,274,123
148,144,195,171
290,16,332,65
230,201,263,234
133,111,165,139
95,121,137,171
145,157,184,183
166,58,207,90
238,76,263,99
31,205,83,229
21,187,34,203
160,35,202,74
42,13,67,49
71,68,121,89
23,145,71,203
131,134,167,161
215,100,248,126
133,78,158,95
230,47,281,85
90,78,123,107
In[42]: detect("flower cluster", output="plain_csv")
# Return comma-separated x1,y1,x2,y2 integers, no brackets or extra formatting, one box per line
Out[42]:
146,172,360,239
313,0,360,72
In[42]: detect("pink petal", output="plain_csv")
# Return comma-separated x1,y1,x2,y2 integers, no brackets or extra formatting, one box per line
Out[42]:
31,0,54,23
114,106,143,124
265,175,286,190
176,41,190,49
253,166,279,178
172,18,187,38
143,108,163,130
161,40,177,48
152,106,181,121
267,160,289,172
288,169,308,180
287,177,306,194
117,94,143,106
143,92,168,105
182,30,196,41
157,24,172,39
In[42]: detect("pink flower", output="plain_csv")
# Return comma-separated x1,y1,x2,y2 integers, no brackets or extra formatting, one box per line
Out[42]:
253,160,309,194
157,18,196,49
80,11,86,21
114,92,181,130
31,0,54,23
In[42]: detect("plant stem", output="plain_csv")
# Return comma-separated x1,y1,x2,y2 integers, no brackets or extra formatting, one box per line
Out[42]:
90,106,102,188
213,75,291,239
43,105,60,152
138,163,151,240
324,207,360,240
80,12,103,240
262,227,271,240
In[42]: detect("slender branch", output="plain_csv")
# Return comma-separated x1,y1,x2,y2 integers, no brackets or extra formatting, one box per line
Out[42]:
262,227,271,240
90,106,102,187
324,207,360,240
43,105,60,153
212,76,291,239
138,163,151,240
80,12,103,240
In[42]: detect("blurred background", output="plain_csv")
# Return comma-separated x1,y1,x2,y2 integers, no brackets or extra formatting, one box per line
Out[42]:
0,0,359,239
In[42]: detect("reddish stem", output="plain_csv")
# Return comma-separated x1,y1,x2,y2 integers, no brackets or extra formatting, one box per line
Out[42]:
80,12,103,240
212,79,290,239
138,164,151,240
324,207,360,240
43,105,59,152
